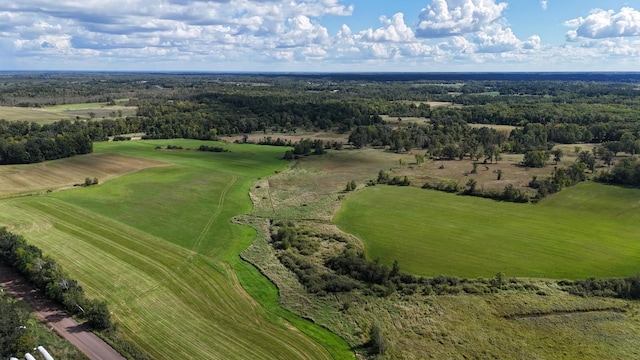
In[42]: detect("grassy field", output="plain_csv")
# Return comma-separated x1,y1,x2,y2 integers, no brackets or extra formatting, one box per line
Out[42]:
5,141,640,359
334,182,640,279
0,100,137,123
468,123,518,133
45,101,137,119
0,106,73,123
0,140,351,359
243,147,640,359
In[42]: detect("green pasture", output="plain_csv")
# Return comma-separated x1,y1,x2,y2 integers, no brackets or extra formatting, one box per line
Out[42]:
334,182,640,279
0,139,351,359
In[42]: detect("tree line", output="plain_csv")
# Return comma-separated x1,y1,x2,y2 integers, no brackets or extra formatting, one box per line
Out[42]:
0,120,93,164
597,157,640,187
0,227,111,330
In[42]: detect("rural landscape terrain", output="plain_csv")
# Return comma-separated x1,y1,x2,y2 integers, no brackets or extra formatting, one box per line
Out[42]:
1,72,640,359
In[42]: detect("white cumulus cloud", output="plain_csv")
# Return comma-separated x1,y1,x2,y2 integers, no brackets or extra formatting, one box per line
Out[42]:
564,7,640,41
360,13,415,43
474,25,520,53
416,0,508,38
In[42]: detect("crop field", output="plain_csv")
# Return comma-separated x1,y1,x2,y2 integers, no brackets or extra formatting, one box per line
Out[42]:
0,101,137,124
380,115,429,124
0,139,350,359
0,106,74,123
221,131,349,145
334,182,640,279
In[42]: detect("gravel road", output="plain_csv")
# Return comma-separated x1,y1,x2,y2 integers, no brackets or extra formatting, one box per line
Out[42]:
0,265,126,360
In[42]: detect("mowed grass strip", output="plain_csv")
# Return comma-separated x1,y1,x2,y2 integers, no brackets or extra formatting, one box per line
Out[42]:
2,140,345,359
334,182,640,279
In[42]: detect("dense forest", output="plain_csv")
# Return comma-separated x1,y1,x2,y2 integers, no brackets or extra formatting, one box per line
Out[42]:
0,120,93,164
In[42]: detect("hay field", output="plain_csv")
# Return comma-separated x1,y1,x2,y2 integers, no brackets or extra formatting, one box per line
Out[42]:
221,131,349,145
0,101,137,123
45,102,137,119
334,182,640,279
0,140,350,359
0,106,73,123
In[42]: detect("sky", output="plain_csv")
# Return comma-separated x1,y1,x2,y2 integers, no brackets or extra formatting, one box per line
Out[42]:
0,0,639,72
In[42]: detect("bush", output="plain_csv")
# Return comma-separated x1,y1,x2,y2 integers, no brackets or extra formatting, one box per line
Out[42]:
198,145,229,153
369,323,387,355
422,179,461,193
87,300,112,330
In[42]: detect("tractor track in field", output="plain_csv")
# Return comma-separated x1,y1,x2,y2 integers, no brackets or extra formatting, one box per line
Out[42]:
0,265,126,360
129,174,239,301
192,174,238,252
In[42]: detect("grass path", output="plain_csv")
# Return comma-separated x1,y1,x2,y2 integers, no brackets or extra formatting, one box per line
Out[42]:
192,175,238,252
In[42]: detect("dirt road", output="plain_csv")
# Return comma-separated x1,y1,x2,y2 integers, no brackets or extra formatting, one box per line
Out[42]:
0,265,126,360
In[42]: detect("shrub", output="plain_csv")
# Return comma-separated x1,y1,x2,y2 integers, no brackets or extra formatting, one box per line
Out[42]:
369,323,387,355
87,300,112,330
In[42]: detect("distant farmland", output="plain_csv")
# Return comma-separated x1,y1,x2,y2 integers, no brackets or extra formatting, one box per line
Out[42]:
0,106,73,123
334,183,640,279
0,100,137,124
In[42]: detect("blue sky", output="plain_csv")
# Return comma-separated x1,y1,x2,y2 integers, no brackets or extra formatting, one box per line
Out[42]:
0,0,639,72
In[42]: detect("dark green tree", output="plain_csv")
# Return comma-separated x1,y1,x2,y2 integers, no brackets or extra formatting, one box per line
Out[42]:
369,323,387,355
0,295,32,357
522,150,549,168
578,151,596,172
552,148,563,165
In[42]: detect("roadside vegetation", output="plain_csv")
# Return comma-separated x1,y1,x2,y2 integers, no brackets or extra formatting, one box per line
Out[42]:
0,290,87,359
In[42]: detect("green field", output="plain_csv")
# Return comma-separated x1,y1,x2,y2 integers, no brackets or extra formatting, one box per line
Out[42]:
334,182,640,279
0,140,351,359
